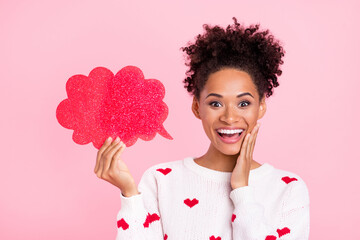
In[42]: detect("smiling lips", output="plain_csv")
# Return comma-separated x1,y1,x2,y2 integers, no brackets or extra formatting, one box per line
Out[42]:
216,128,244,144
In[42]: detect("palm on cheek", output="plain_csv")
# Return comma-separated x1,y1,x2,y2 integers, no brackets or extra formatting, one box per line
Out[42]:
231,122,261,190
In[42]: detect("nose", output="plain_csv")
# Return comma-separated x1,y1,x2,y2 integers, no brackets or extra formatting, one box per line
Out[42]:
219,105,239,124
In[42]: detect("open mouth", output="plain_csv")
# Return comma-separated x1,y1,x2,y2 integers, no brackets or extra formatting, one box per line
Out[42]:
217,132,241,138
216,129,244,139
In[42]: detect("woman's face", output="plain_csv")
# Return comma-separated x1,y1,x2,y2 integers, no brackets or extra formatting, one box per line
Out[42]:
192,67,267,156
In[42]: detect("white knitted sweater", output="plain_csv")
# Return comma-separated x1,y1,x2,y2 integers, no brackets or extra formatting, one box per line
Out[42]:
115,157,310,240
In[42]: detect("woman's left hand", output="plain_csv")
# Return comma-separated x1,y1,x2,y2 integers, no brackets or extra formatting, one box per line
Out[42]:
230,122,261,190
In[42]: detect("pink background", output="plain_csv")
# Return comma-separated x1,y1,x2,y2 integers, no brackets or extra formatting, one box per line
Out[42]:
1,0,359,239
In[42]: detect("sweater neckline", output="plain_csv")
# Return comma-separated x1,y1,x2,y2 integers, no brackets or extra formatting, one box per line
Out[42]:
183,156,274,183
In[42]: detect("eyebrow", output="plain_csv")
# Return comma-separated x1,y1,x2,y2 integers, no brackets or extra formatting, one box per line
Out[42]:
205,92,254,99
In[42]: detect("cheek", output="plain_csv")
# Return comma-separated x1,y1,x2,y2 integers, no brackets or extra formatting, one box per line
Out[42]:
200,110,217,132
243,109,259,124
200,108,216,121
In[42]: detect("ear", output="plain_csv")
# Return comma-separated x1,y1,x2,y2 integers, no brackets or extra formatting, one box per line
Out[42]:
192,96,201,119
257,97,267,120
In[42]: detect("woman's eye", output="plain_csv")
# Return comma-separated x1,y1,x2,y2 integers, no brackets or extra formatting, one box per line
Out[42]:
210,101,222,107
239,101,250,107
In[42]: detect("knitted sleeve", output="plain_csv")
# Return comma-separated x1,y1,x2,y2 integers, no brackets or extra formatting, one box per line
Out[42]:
230,176,310,240
115,166,165,240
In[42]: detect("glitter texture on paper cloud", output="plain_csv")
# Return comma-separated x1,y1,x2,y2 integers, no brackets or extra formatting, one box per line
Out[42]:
56,66,173,149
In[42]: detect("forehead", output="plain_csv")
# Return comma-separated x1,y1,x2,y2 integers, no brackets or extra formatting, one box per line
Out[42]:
202,68,258,96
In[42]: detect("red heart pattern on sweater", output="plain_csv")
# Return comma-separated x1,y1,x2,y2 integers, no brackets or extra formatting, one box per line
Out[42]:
265,235,277,240
209,236,221,240
184,198,199,208
281,176,298,184
157,168,172,175
118,169,296,237
264,227,291,239
143,212,160,228
117,218,129,230
277,227,290,237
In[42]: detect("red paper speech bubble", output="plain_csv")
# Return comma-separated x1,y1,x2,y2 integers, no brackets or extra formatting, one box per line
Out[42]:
56,66,172,149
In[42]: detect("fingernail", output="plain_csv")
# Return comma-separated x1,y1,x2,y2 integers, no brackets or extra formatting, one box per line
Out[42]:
107,137,112,142
115,137,120,142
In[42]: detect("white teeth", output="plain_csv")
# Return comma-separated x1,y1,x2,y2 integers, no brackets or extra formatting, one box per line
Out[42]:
217,129,244,134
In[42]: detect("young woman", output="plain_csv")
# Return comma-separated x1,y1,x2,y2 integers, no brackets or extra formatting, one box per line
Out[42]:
94,17,310,240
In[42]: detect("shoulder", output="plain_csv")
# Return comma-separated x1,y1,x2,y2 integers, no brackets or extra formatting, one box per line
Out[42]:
137,158,185,194
141,158,185,179
137,158,185,193
269,164,310,208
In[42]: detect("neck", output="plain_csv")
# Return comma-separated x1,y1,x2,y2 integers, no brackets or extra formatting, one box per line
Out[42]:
194,143,260,172
195,144,239,172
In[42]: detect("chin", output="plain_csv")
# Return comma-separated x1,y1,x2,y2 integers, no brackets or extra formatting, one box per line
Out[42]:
217,145,241,156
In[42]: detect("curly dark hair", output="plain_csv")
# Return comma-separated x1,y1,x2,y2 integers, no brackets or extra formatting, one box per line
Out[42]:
180,17,285,101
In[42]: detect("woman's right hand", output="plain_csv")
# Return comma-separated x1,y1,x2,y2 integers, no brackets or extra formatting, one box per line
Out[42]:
94,136,139,197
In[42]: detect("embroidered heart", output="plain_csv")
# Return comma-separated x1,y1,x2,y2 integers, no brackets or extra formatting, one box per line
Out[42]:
143,212,160,228
164,234,168,240
184,198,199,208
117,218,129,230
209,236,221,240
231,214,236,222
277,227,290,237
281,176,298,184
157,168,172,175
265,235,277,240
